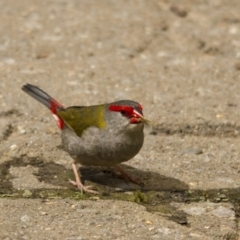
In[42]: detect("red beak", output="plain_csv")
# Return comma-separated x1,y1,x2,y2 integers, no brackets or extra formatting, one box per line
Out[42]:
130,109,144,124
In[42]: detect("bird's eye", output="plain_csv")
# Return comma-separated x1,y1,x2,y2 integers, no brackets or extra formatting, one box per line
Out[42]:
109,105,133,117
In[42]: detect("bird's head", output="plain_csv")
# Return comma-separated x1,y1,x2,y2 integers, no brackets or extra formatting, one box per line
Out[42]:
107,100,149,130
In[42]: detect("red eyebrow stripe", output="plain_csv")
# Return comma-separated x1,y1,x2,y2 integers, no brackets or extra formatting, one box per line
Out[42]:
109,105,133,112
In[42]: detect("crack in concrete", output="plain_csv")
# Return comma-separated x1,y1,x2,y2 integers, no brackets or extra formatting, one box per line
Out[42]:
151,122,240,137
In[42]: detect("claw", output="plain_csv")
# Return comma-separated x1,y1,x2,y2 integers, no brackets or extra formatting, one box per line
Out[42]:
69,179,99,194
71,162,99,194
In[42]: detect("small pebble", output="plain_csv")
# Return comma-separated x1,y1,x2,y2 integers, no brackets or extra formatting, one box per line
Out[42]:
158,227,171,235
21,215,31,223
145,220,153,225
210,206,235,218
124,191,134,195
183,206,206,216
170,5,188,17
183,148,203,155
10,144,18,150
22,190,32,198
18,126,26,134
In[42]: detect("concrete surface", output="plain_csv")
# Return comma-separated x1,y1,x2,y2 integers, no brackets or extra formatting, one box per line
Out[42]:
1,0,240,239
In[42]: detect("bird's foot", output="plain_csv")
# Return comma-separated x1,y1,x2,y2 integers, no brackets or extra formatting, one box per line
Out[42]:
68,179,99,194
71,162,99,194
115,165,144,187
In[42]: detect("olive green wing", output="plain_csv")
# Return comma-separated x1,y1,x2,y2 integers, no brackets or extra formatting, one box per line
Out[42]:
57,105,106,137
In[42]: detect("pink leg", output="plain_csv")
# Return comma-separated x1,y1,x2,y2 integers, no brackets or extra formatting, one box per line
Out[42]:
115,165,144,186
69,162,98,194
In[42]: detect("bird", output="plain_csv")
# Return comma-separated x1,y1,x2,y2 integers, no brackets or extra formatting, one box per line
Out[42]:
21,83,149,193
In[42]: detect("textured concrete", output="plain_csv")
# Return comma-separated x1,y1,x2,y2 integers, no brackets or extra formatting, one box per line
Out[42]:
1,0,240,239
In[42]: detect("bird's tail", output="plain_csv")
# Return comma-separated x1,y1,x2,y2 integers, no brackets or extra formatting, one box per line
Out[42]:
22,83,65,129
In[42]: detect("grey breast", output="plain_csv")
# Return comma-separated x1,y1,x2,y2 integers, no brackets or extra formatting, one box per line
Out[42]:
61,124,144,167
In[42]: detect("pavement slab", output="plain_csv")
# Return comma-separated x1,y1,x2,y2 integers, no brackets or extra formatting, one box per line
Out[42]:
1,0,240,239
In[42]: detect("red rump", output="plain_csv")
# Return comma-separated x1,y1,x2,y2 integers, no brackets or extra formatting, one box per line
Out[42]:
50,99,65,129
50,99,63,114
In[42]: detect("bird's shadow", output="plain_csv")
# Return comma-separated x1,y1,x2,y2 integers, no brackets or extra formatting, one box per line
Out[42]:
0,157,188,193
36,161,188,192
79,164,188,192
